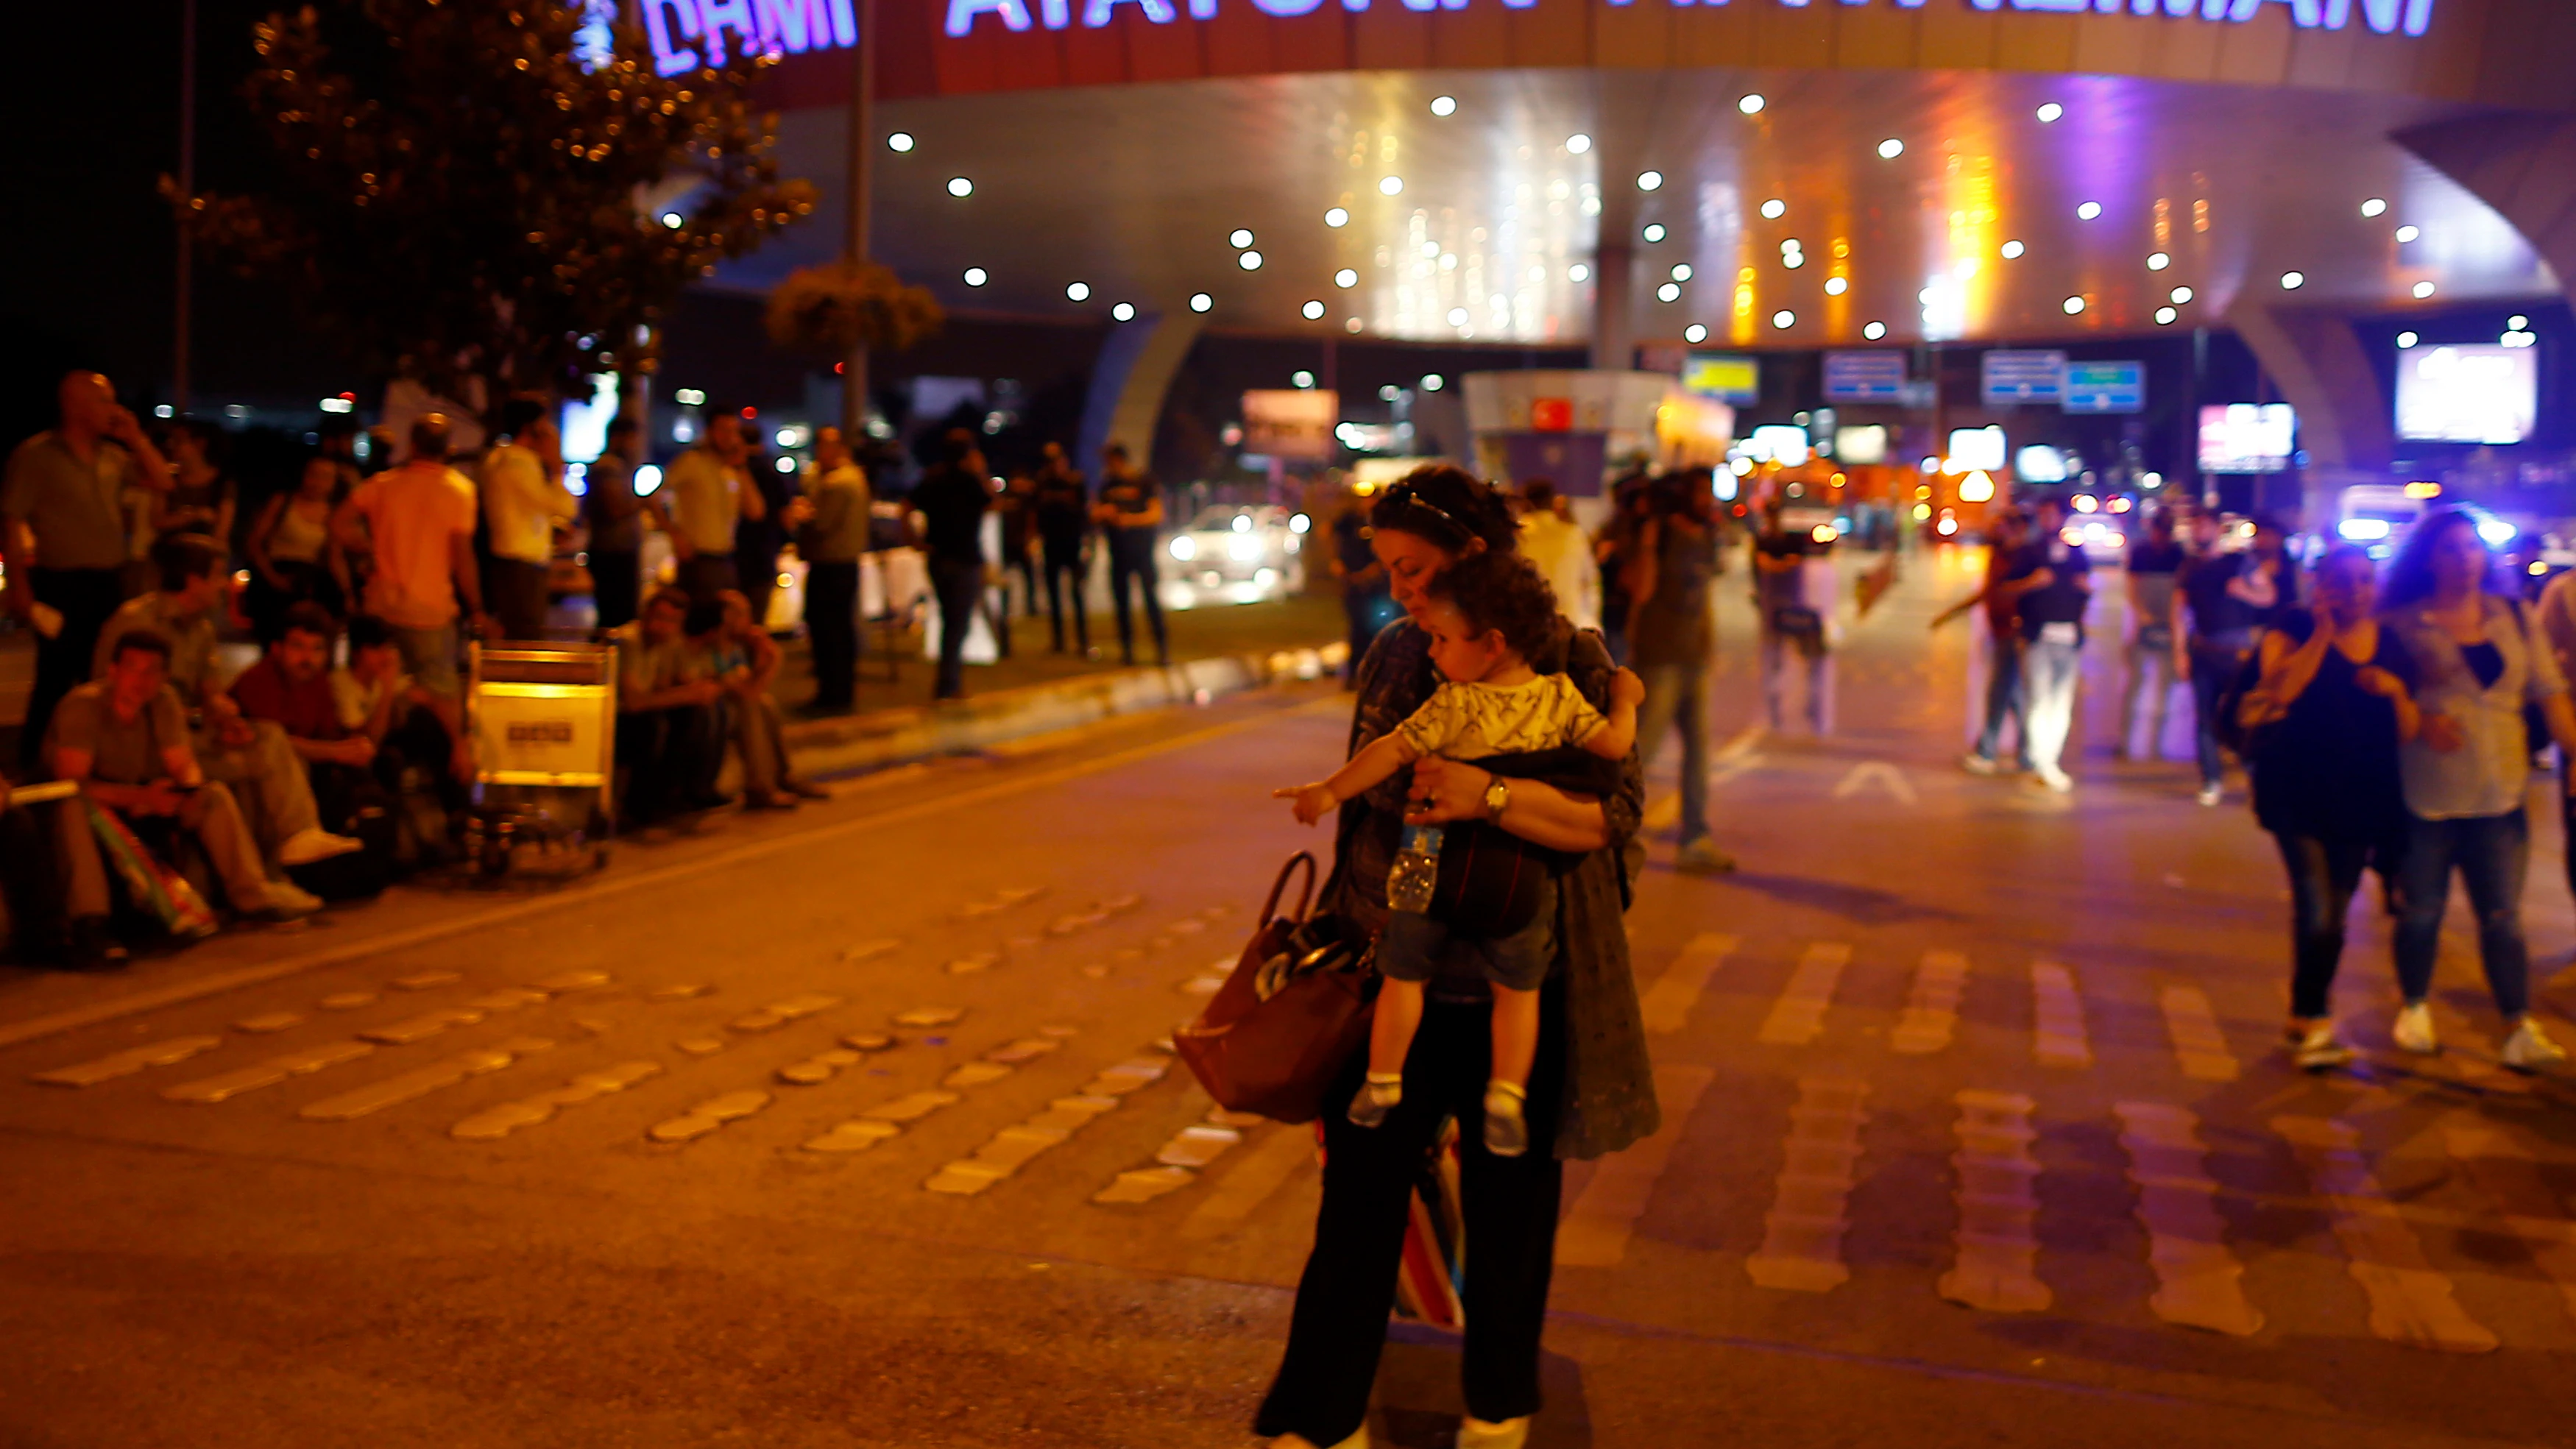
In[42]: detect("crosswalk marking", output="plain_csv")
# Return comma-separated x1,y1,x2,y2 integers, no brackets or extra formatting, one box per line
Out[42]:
2114,1102,2264,1336
1746,1077,1870,1292
2273,1115,2499,1353
1758,943,1852,1046
1556,1065,1716,1268
1939,1089,2051,1314
1892,952,1968,1055
2157,986,2240,1083
453,1060,665,1140
1182,1125,1316,1240
2443,1121,2576,1327
32,1035,224,1087
2028,963,2092,1069
1639,934,1738,1035
165,1040,376,1103
300,1038,554,1122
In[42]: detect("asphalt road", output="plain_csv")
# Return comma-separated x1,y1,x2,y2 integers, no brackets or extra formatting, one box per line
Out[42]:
4,547,2575,1449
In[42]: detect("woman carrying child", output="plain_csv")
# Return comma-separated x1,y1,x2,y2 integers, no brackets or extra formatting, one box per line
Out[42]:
1253,466,1657,1449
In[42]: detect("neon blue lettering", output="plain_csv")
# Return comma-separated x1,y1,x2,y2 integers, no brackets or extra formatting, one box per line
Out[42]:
1250,0,1325,12
645,0,701,73
752,0,841,51
2230,0,2322,22
944,0,1036,35
1086,0,1178,22
1189,0,1218,16
1039,0,1072,24
695,0,762,62
2012,0,2090,12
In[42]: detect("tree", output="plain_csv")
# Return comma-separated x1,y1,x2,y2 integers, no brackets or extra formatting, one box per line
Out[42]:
763,259,943,360
177,0,817,420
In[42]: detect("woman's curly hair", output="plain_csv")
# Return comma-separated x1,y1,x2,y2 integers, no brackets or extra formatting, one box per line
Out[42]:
1426,549,1562,663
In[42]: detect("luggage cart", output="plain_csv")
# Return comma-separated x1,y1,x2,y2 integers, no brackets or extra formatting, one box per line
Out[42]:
463,641,619,878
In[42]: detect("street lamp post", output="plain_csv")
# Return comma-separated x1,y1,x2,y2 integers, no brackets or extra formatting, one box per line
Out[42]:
842,0,877,433
174,0,198,415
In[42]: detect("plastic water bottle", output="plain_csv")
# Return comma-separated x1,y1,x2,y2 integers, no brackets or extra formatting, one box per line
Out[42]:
1387,823,1444,915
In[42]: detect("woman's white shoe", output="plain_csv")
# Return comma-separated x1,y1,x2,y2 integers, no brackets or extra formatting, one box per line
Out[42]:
2501,1017,2566,1070
2391,1002,2438,1055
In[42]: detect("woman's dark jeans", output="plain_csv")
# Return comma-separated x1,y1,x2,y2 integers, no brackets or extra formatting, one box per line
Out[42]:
2392,809,2531,1018
2271,830,2371,1020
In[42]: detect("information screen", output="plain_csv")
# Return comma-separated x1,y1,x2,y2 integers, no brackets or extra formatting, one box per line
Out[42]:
1947,426,2006,473
2198,404,2297,474
2395,344,2538,444
1681,353,1761,405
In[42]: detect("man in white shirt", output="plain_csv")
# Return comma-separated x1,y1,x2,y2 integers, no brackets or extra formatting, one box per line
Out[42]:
332,414,485,697
481,402,576,641
651,411,762,602
1514,480,1600,633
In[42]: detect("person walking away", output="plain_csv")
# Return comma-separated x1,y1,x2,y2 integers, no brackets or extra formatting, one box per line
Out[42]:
2236,545,2420,1069
1330,493,1389,689
244,453,350,644
1624,471,1733,871
1514,480,1600,634
481,403,576,642
651,411,760,603
2176,512,2297,806
1255,464,1657,1449
2378,506,2576,1069
1031,442,1093,657
332,414,486,698
156,420,237,548
2120,507,2186,761
583,416,648,631
2011,498,2092,793
798,425,871,715
1093,442,1170,667
1933,509,2037,773
1751,501,1836,735
911,434,992,702
2,371,177,771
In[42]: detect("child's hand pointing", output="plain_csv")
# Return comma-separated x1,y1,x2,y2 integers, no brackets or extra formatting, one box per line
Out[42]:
1273,782,1338,826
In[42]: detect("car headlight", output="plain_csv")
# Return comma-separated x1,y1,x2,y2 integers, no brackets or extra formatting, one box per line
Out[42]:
1170,536,1197,561
1228,534,1264,561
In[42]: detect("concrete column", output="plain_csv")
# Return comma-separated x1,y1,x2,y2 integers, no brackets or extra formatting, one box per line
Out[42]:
1590,247,1634,372
2221,302,2394,521
2396,115,2576,316
1075,311,1205,478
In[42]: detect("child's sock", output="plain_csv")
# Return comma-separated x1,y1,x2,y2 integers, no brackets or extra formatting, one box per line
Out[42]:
1482,1080,1528,1157
1348,1071,1404,1129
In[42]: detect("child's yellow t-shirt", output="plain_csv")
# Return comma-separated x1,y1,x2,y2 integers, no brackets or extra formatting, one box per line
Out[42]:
1395,674,1607,762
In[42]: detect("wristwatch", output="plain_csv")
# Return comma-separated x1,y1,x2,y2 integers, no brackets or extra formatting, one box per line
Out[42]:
1482,776,1512,821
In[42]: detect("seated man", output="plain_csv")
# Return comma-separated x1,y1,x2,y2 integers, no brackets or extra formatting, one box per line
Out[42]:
335,613,472,800
227,603,392,851
701,589,829,809
50,631,322,938
610,586,728,824
95,533,360,868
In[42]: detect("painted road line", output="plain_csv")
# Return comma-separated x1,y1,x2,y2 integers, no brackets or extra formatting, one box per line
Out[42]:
1758,943,1853,1047
164,1040,378,1104
2444,1121,2576,1327
0,701,1325,1052
1938,1089,2052,1314
1891,952,1968,1056
2029,962,2092,1069
1644,725,1766,829
1181,1124,1318,1240
32,1035,224,1087
1639,934,1739,1036
452,1061,666,1141
2272,1114,2499,1353
1831,762,1919,807
1556,1065,1717,1268
2113,1102,2265,1336
1745,1076,1871,1292
299,1038,554,1121
2158,986,2240,1083
646,1090,773,1144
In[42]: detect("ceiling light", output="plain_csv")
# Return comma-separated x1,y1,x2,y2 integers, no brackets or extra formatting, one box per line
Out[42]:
2361,197,2387,217
1345,319,1362,333
2280,271,2304,290
2396,224,2420,243
1683,324,1708,344
1642,224,1666,243
1738,94,1766,115
1825,277,1847,296
2413,280,2437,298
1420,373,1445,392
1863,321,1887,340
2036,102,2064,124
1302,300,1326,320
2510,314,2530,330
1566,133,1592,155
2170,286,2193,304
1239,250,1263,270
1379,176,1404,196
660,211,684,228
2397,331,2419,348
946,177,973,197
962,266,988,286
1657,283,1681,302
1568,263,1590,283
1066,281,1091,301
2000,240,2025,260
1189,293,1212,313
1229,228,1254,248
2155,306,2177,325
888,132,915,152
1334,268,1359,288
1448,307,1469,326
2076,201,2101,220
1772,309,1796,329
1429,95,1457,117
1878,138,1905,160
1379,384,1401,402
1761,199,1786,220
1670,263,1693,282
1292,371,1314,389
1324,208,1349,228
1422,241,1440,258
1782,252,1805,270
1111,302,1135,322
2147,252,2170,271
2064,296,2087,314
1637,171,1664,191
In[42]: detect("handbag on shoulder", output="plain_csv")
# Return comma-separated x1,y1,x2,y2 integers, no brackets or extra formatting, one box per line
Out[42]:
1172,851,1374,1124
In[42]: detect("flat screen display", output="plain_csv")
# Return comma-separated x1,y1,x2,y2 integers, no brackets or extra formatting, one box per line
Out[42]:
1681,353,1761,405
1747,425,1809,467
1947,426,2006,473
2395,344,2538,444
1834,425,1889,464
2198,403,2297,474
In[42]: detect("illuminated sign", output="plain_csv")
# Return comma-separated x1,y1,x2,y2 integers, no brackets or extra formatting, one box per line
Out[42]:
2198,403,2296,474
2061,360,2145,415
1982,350,2067,407
1682,353,1761,405
1947,426,2007,473
1822,352,1908,405
2395,344,2537,444
642,0,860,73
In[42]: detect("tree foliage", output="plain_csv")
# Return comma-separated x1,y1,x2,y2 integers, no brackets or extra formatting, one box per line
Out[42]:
764,259,944,359
177,0,817,418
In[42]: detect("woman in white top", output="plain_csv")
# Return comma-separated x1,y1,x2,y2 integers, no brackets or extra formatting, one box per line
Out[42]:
2378,506,2576,1069
246,454,350,642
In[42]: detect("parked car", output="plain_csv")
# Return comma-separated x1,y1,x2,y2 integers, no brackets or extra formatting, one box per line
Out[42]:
1159,506,1309,608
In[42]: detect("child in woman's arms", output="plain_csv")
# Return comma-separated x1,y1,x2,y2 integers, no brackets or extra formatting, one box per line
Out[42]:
1275,550,1641,1155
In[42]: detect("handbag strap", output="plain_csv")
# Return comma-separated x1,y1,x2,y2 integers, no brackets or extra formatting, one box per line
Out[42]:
1261,851,1317,926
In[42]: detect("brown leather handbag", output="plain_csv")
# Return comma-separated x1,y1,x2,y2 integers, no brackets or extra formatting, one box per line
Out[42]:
1172,851,1374,1124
